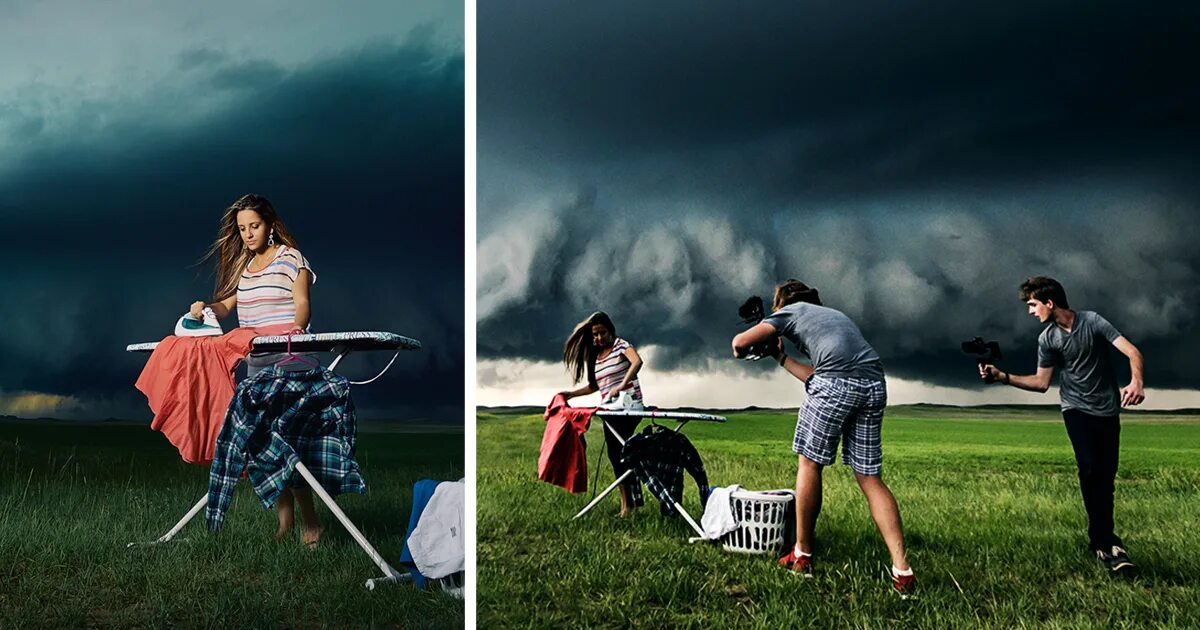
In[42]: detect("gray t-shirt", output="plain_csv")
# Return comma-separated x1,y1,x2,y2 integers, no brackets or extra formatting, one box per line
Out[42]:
1037,310,1122,417
762,302,885,381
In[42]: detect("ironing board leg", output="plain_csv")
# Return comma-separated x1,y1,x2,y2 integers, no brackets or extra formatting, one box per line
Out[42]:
126,494,208,548
589,417,706,538
602,419,627,444
573,470,633,519
327,346,352,371
572,419,635,519
291,461,408,590
665,420,704,536
671,500,706,538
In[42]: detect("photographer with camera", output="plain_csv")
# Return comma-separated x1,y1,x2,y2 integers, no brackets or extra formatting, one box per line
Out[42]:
732,280,913,593
980,276,1144,574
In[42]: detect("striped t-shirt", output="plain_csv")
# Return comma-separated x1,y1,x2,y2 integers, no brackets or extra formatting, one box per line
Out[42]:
595,337,643,403
237,245,316,329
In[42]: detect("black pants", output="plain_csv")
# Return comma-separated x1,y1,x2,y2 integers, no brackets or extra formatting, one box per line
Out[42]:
1062,409,1123,551
603,416,643,506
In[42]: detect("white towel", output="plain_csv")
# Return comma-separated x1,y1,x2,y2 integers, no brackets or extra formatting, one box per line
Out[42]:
701,484,742,540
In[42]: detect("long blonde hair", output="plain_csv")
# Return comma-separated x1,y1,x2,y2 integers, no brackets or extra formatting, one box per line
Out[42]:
197,194,299,301
563,311,616,384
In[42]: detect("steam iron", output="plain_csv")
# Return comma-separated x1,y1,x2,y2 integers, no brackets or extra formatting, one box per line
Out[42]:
175,307,223,337
599,389,639,411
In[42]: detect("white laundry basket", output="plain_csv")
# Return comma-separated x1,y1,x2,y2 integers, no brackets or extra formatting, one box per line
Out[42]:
720,489,794,555
438,572,464,599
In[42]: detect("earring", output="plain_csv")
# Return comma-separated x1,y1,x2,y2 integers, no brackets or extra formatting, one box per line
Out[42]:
268,230,275,247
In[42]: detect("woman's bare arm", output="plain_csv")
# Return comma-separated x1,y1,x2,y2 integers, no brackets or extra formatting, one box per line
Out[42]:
193,294,236,319
561,360,599,400
562,382,599,399
608,344,643,398
291,268,312,331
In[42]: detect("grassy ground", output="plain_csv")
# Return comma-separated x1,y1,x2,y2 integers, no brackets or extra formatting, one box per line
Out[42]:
477,405,1200,628
0,420,464,629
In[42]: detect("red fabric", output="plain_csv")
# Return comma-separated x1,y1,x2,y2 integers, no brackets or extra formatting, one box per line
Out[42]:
537,394,596,494
135,324,290,464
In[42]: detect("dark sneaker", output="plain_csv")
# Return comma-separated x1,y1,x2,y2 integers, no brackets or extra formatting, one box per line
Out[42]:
1095,545,1136,574
778,549,813,576
892,571,916,595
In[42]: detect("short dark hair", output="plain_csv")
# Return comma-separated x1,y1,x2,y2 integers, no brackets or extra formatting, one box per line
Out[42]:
773,279,822,311
1019,276,1069,309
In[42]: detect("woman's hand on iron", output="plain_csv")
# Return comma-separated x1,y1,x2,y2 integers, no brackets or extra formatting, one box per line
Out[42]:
190,301,206,319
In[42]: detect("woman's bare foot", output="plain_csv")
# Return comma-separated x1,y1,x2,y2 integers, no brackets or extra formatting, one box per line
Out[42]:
275,515,294,540
276,488,296,540
302,526,324,550
617,485,635,518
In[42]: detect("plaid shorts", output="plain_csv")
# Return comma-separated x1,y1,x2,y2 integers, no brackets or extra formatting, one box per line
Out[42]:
793,374,887,475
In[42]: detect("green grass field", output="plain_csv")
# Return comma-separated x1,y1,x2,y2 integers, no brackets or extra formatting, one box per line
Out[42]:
0,420,464,629
477,405,1200,628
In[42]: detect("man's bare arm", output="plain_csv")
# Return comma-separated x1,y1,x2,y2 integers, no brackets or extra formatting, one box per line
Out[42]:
981,364,1053,393
732,322,778,359
1112,336,1145,406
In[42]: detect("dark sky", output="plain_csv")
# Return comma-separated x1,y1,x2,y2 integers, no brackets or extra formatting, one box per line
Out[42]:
0,2,463,420
477,1,1200,397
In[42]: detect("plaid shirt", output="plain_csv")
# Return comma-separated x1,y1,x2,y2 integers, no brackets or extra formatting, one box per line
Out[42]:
206,366,366,531
620,427,709,517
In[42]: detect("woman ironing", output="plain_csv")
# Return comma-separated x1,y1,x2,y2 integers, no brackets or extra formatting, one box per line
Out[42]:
189,193,324,548
559,311,645,517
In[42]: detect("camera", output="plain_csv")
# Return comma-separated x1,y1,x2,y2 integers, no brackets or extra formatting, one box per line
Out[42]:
738,296,765,325
737,296,773,360
961,337,1002,366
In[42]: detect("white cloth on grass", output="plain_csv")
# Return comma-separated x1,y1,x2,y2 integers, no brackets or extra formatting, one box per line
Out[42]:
701,484,743,540
409,479,465,579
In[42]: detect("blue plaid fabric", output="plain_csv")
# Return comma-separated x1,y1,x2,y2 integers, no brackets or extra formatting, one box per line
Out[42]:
621,427,710,517
206,366,366,531
794,374,887,475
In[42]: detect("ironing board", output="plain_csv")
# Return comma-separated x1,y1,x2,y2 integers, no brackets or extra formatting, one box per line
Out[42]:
572,410,726,539
126,331,420,590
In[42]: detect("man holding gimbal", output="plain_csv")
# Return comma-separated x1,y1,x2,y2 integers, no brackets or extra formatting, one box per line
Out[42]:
980,276,1145,573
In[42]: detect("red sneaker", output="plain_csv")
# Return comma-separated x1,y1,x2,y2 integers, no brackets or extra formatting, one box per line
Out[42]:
778,549,813,576
892,571,916,594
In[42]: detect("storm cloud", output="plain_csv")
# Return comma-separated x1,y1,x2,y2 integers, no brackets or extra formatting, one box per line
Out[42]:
478,1,1200,394
0,3,463,420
